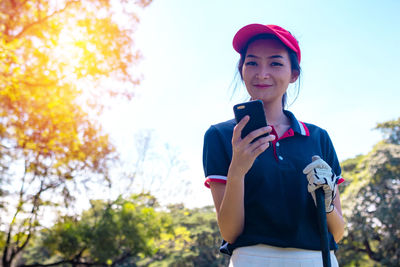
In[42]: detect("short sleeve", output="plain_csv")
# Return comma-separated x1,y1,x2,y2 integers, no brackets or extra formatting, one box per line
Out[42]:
202,125,231,188
322,130,344,184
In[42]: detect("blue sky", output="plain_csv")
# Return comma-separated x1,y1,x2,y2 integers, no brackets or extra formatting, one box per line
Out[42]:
103,0,400,207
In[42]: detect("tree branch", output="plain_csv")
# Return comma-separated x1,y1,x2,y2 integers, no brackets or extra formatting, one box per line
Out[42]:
1,159,32,266
2,226,12,267
19,259,75,267
11,179,44,260
363,239,382,262
20,80,58,88
19,259,108,267
111,252,132,266
18,246,88,267
12,0,80,40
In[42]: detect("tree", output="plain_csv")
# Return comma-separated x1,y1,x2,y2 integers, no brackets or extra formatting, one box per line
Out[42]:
337,118,400,267
376,118,400,145
137,204,229,267
18,193,164,266
13,193,229,266
0,0,152,266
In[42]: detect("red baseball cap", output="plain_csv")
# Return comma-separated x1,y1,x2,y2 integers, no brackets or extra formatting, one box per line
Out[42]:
232,24,301,63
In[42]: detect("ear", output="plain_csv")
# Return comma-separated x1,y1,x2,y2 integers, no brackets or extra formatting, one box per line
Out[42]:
290,70,300,83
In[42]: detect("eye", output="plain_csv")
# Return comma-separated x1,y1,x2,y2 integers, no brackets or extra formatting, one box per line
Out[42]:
245,61,257,66
271,62,283,67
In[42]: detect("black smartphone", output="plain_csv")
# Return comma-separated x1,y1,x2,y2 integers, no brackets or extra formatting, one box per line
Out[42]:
233,100,269,142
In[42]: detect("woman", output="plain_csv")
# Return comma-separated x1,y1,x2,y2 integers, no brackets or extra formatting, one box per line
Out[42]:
202,24,345,266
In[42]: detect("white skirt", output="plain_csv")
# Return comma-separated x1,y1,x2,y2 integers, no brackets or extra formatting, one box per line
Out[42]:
229,244,339,267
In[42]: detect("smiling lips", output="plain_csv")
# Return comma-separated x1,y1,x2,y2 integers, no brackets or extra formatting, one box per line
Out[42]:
254,84,272,89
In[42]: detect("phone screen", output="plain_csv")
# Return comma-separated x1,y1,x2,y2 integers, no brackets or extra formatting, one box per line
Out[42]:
233,100,268,142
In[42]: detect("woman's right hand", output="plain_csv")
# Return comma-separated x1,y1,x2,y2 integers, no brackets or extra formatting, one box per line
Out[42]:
230,115,275,176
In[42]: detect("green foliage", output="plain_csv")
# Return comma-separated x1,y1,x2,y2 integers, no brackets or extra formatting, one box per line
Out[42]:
137,204,229,267
376,118,400,145
337,118,400,267
0,231,5,250
16,197,229,267
20,193,164,266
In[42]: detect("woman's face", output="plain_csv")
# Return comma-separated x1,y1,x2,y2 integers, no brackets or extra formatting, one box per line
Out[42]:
242,38,298,106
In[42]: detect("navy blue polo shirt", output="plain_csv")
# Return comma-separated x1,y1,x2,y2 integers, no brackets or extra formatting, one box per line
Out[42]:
202,110,343,255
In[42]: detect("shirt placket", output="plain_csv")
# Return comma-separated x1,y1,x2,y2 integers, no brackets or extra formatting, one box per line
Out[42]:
270,126,295,163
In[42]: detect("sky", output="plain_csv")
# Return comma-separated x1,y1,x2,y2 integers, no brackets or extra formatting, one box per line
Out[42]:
102,0,400,208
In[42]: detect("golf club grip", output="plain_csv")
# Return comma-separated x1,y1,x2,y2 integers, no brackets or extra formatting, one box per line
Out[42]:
316,188,331,267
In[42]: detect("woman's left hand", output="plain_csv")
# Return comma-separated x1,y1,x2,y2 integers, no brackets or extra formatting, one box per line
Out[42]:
303,156,339,213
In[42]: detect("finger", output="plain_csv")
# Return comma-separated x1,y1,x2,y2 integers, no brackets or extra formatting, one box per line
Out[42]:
303,158,316,174
232,115,250,142
242,126,272,144
307,173,323,185
249,134,275,151
251,138,271,157
315,159,331,170
320,170,334,178
303,161,317,174
307,172,325,185
322,184,332,193
303,158,328,174
306,172,315,183
248,135,269,151
266,134,276,142
308,182,323,193
312,156,331,169
312,155,321,162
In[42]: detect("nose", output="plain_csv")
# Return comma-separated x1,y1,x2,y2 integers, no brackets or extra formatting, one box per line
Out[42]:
256,66,271,79
256,73,270,79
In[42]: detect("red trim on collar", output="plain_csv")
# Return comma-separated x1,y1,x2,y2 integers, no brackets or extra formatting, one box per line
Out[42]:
270,122,309,162
270,126,297,162
299,121,310,136
280,128,294,139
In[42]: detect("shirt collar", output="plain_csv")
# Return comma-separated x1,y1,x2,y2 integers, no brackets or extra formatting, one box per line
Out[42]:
283,110,310,137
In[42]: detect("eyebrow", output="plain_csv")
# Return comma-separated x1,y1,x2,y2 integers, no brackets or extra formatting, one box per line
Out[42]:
246,54,284,59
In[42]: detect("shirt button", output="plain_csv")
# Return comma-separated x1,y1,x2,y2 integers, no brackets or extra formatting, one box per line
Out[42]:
276,142,280,147
279,156,283,160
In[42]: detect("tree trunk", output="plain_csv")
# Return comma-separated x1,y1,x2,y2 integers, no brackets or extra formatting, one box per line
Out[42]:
2,247,12,267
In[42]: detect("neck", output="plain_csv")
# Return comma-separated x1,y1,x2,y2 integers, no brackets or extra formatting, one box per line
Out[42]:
262,100,289,126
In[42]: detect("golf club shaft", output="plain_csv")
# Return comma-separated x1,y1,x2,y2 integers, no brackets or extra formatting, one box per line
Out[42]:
316,188,331,267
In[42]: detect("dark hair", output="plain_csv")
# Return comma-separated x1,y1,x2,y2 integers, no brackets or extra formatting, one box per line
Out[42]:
235,34,301,108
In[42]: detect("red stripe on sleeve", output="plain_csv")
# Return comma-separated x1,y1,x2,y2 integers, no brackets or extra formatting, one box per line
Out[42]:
204,178,227,188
